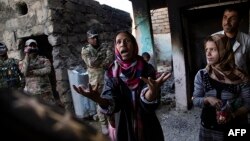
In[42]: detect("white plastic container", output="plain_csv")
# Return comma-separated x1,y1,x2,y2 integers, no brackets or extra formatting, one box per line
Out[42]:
67,67,96,118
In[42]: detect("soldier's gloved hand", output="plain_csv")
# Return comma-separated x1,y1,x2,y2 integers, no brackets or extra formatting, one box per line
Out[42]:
24,47,32,53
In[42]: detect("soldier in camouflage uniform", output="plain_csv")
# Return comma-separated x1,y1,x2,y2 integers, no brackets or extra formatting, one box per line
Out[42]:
19,39,55,105
81,29,114,135
0,42,25,89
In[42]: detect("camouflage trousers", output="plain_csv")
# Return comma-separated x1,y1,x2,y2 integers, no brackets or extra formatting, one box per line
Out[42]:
97,104,108,125
59,91,74,112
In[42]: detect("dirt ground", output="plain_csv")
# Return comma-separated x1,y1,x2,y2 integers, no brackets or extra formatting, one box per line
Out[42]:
157,105,201,141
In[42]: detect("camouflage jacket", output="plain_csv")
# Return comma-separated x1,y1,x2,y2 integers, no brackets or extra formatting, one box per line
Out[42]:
0,58,25,89
19,55,52,95
81,43,114,85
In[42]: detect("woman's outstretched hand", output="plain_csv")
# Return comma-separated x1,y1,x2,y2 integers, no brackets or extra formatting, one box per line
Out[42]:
141,72,172,101
73,83,100,102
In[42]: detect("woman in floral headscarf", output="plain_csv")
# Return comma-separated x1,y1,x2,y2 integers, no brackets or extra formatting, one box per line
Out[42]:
192,34,250,141
74,30,171,141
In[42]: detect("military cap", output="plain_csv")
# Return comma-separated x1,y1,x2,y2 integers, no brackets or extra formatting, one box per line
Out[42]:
87,29,98,38
25,39,37,46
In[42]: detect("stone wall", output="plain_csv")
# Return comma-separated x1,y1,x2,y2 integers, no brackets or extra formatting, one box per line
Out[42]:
0,1,15,43
0,0,132,111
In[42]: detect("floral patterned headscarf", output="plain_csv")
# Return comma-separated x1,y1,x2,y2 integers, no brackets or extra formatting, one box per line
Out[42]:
205,34,248,84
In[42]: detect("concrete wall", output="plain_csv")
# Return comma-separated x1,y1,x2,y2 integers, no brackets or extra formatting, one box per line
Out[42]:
153,33,172,71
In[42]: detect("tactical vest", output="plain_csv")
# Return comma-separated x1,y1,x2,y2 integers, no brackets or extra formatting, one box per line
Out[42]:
0,58,24,88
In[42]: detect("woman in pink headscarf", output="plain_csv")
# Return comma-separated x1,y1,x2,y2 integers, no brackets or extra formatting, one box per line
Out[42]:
74,30,171,141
